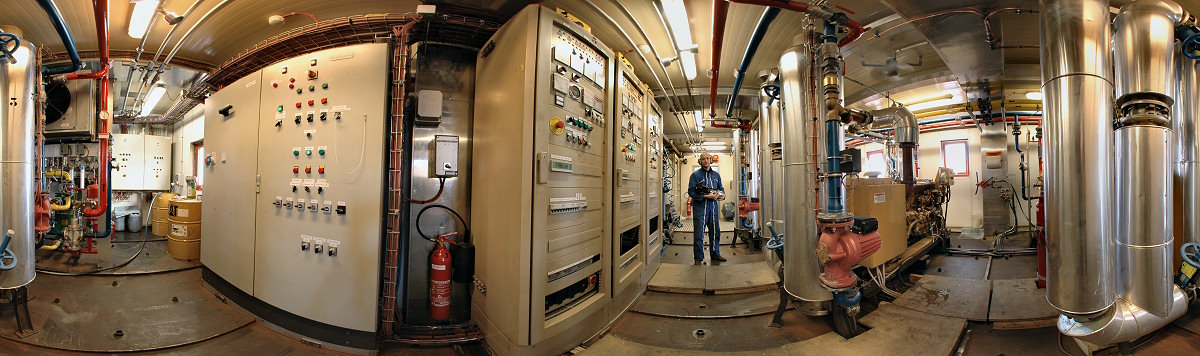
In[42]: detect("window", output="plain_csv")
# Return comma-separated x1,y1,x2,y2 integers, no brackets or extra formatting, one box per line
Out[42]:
193,141,204,189
864,149,887,177
941,140,969,177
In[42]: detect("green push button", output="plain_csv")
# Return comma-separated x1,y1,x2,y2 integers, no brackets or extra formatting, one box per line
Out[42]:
277,106,284,112
293,149,299,156
296,88,303,94
319,149,326,155
306,149,312,156
322,83,328,89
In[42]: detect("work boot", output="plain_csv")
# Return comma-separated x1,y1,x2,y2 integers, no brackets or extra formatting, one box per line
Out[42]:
712,255,727,262
694,260,704,265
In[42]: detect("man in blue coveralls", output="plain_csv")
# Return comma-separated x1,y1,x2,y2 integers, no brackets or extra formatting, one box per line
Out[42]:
688,153,726,265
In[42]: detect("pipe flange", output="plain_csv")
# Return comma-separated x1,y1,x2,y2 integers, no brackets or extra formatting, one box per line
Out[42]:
817,212,854,224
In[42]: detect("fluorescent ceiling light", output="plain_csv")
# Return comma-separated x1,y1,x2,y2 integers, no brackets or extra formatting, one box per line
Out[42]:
701,141,726,145
661,0,693,51
692,110,704,133
141,83,166,117
679,52,697,80
905,97,959,112
129,0,161,39
1025,91,1043,100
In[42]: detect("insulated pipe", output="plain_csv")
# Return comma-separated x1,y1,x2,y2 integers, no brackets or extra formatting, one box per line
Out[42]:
78,0,110,225
708,0,730,120
1177,42,1200,250
1111,0,1183,319
1039,0,1116,317
66,0,109,81
779,42,831,303
35,0,83,75
724,7,780,119
758,71,775,239
819,24,846,215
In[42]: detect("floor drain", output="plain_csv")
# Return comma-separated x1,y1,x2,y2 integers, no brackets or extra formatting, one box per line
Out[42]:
692,329,709,339
698,303,707,309
113,330,124,338
111,281,118,286
171,297,179,303
52,298,60,304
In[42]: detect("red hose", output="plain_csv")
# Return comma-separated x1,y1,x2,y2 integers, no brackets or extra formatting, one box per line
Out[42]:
73,0,110,218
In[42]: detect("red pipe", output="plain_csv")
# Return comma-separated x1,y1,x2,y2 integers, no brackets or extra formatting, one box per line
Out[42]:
75,0,110,218
709,0,729,120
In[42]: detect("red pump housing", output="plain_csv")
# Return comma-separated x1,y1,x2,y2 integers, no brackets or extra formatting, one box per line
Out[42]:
816,219,881,290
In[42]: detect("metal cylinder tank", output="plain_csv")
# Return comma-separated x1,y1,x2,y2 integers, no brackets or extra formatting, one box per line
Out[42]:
0,25,38,289
758,71,784,239
779,42,830,303
1039,0,1116,317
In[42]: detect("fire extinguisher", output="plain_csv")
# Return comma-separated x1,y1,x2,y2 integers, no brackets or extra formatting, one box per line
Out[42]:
430,233,455,321
686,198,692,216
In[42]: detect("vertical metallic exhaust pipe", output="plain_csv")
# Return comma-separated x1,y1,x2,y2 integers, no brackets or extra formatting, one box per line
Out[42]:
779,40,831,303
1039,0,1116,318
1058,0,1193,346
1176,39,1200,253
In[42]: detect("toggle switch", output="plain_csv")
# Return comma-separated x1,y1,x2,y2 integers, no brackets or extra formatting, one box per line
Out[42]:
292,185,298,193
317,186,324,194
295,115,302,124
275,119,283,128
273,196,283,207
328,247,337,256
301,241,310,251
314,244,323,254
320,111,327,121
307,113,314,122
305,186,311,192
308,203,317,212
336,202,346,215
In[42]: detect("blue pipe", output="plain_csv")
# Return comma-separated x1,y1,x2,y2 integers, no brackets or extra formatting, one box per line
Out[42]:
825,120,844,213
824,22,837,43
724,8,781,118
36,0,83,75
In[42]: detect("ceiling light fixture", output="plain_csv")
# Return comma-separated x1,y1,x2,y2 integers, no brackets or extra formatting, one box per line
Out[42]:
660,0,698,80
905,97,960,112
140,82,167,117
128,0,161,39
692,110,704,133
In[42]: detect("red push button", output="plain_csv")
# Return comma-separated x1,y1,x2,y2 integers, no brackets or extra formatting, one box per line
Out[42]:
289,78,295,83
321,97,327,104
305,166,312,174
289,84,294,89
318,166,325,174
272,82,278,88
555,121,565,129
308,100,314,106
292,166,299,174
295,102,302,108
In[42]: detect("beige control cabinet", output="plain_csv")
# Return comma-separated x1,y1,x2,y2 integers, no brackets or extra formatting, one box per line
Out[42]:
611,59,646,316
643,100,664,284
471,5,615,355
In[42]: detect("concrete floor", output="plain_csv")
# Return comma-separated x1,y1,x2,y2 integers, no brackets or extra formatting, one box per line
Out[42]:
2,231,1198,355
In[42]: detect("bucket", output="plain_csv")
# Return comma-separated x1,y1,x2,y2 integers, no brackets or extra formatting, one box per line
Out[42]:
114,215,127,232
127,212,143,233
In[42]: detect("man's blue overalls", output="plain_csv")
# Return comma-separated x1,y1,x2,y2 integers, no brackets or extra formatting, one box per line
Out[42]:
688,167,724,262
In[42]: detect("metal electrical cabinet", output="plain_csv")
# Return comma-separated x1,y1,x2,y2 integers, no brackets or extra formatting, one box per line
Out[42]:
144,135,171,190
202,71,261,292
611,60,645,316
471,5,614,355
643,100,664,284
202,43,388,340
253,43,387,333
111,134,146,190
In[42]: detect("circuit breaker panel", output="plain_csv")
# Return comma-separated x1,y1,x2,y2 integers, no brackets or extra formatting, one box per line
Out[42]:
611,62,646,315
643,100,664,282
202,43,387,335
471,5,614,355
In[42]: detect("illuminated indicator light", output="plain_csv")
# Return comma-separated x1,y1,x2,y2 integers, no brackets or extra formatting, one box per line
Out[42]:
277,106,283,112
305,166,312,173
308,100,314,106
306,149,312,156
293,166,299,174
289,84,294,89
322,83,328,89
321,97,327,104
296,88,303,94
318,148,325,155
293,149,300,156
318,166,325,174
296,102,302,108
273,82,278,88
309,85,315,92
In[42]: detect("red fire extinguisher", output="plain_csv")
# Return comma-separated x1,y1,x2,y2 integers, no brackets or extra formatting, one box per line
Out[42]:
430,233,455,321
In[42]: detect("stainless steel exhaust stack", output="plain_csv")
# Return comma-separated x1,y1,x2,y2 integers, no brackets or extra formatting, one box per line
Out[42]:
1039,0,1116,318
1051,0,1193,346
1176,39,1200,252
779,41,831,304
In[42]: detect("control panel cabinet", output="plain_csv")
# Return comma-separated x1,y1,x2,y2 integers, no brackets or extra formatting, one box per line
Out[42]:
471,5,614,355
643,100,664,284
253,43,387,332
202,43,387,337
611,62,646,316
